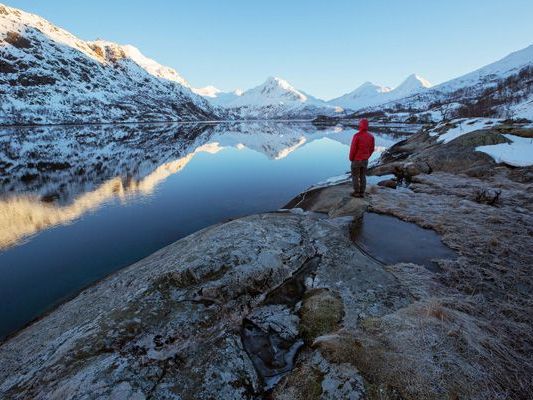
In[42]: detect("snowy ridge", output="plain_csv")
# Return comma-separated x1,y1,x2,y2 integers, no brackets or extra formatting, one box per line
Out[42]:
434,44,533,93
90,41,191,87
0,3,218,125
329,74,431,110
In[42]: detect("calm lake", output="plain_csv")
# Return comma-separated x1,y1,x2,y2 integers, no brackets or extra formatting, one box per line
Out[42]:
0,121,411,339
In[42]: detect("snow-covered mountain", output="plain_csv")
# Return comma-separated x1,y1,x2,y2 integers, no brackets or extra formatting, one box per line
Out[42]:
360,45,533,121
1,3,532,125
220,77,343,119
192,86,244,106
0,3,218,125
329,74,431,110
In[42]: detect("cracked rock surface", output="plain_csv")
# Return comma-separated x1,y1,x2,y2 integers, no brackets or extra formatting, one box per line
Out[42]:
0,209,408,399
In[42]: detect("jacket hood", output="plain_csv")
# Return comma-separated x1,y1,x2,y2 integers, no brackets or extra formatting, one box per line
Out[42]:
359,118,369,131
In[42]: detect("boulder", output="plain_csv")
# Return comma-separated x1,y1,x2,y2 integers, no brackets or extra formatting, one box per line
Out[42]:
377,179,397,189
300,289,344,343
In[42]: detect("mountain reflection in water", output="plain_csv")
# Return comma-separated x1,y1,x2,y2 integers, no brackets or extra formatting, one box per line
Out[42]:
0,121,410,339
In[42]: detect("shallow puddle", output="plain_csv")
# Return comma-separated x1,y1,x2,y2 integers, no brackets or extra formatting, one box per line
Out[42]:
350,212,456,271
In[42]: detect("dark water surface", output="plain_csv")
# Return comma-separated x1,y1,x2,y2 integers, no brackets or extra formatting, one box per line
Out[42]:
351,212,456,271
0,121,410,339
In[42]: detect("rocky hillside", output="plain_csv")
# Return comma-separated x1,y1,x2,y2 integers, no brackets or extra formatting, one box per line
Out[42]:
0,3,219,125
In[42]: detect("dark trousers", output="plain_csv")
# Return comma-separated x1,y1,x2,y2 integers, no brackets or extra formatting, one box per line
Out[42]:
351,160,368,195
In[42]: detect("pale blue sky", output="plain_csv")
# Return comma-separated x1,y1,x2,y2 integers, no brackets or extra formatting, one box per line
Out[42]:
6,0,533,99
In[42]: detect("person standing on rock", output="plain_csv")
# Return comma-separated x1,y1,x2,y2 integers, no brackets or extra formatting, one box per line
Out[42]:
349,118,375,198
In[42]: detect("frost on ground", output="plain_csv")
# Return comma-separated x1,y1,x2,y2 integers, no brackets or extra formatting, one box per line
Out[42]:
367,171,533,399
357,118,533,399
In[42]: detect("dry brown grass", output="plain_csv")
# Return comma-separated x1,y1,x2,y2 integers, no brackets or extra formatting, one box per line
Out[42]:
366,171,533,399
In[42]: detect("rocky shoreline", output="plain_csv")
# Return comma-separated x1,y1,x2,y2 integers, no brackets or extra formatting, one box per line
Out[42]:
1,121,532,399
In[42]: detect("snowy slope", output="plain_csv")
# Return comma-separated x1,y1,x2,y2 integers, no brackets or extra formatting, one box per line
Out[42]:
329,74,431,111
365,45,533,121
434,45,533,93
221,77,343,119
0,3,218,125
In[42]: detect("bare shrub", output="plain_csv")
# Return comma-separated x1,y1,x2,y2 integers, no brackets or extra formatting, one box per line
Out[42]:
473,188,501,206
4,31,32,49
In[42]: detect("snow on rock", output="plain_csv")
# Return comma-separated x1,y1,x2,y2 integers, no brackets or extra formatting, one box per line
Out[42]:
0,3,218,125
476,134,533,167
429,118,502,143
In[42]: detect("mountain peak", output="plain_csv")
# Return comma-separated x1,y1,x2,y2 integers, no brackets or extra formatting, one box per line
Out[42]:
398,74,432,89
355,81,392,94
263,76,297,92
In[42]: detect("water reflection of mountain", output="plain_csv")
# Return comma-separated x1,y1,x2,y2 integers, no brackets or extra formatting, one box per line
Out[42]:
0,122,405,249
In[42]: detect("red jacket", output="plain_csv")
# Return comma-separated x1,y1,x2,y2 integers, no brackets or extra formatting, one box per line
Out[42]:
349,119,375,161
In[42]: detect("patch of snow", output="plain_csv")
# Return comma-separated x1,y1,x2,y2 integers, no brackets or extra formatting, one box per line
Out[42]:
429,118,501,143
476,134,533,167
